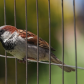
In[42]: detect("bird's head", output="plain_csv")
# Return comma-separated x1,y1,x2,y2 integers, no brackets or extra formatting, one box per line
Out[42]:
0,25,18,41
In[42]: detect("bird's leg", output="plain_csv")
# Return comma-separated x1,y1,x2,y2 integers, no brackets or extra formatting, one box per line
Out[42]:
18,57,36,63
23,56,36,61
18,58,26,63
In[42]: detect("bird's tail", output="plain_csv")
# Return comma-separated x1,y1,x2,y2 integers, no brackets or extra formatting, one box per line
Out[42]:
51,53,75,72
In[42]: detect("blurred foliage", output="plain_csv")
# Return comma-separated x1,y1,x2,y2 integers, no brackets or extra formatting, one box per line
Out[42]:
0,0,84,84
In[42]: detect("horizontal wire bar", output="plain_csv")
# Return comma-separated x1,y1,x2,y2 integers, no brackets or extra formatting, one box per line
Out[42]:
0,55,15,58
0,55,84,70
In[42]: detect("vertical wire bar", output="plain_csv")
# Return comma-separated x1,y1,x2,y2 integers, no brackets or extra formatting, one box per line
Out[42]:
4,0,7,84
61,0,64,84
25,0,28,84
73,0,77,84
36,0,39,84
48,0,51,84
14,0,17,84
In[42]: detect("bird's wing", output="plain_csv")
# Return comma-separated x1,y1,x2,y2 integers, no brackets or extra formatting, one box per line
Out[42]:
18,29,55,51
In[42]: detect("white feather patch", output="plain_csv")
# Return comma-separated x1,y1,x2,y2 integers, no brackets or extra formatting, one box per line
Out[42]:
27,37,33,39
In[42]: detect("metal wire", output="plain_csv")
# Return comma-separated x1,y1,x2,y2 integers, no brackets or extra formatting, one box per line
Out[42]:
36,0,39,84
61,0,64,84
14,0,17,84
4,0,7,84
1,1,83,84
25,0,28,84
48,0,51,84
73,0,77,84
0,55,84,70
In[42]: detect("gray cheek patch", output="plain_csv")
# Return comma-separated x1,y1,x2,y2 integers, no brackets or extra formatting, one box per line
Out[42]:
1,31,11,42
0,31,19,50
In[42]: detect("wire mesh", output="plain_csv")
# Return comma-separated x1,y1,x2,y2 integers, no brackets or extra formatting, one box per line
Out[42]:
0,0,83,84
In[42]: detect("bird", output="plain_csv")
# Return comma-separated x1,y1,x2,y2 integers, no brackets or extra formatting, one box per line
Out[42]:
0,25,75,72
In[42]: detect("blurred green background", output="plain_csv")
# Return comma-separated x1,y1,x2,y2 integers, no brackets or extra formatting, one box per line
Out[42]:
0,0,84,84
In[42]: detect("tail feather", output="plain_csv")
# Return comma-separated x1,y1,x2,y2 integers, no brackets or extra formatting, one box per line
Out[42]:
51,54,75,72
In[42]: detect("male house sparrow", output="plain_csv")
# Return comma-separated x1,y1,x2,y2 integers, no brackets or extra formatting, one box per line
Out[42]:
0,25,75,72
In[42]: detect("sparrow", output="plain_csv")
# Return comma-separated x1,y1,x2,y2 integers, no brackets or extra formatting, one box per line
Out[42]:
0,25,75,72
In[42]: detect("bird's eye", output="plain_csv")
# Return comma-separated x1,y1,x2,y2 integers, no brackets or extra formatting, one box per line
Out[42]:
0,29,5,36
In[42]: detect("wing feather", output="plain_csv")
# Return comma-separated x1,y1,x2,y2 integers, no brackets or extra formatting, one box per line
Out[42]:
18,29,55,51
